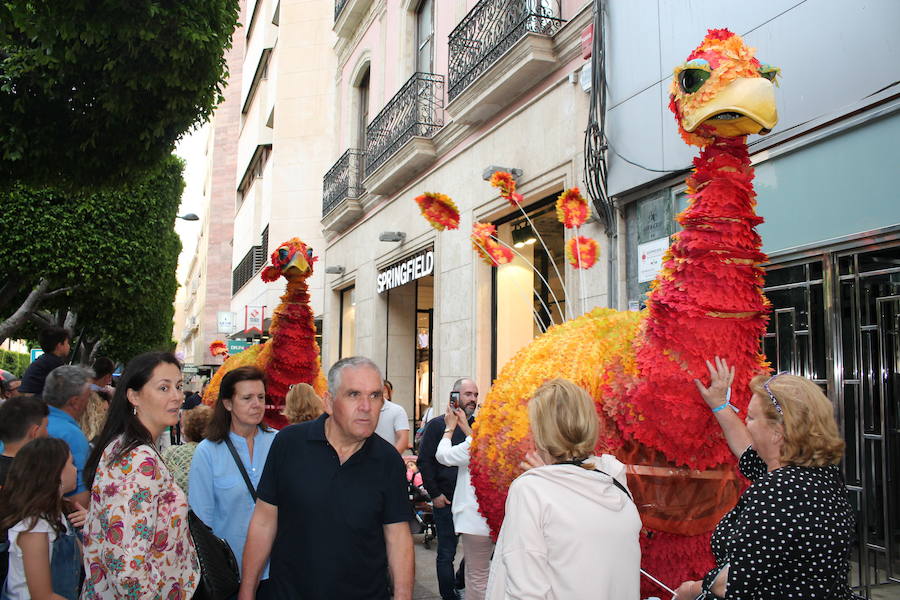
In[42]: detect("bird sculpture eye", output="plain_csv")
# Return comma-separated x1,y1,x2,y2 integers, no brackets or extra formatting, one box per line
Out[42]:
278,248,289,262
758,65,779,82
679,68,710,94
306,248,314,257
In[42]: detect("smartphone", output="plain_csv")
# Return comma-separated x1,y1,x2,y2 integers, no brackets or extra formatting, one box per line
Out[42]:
449,391,460,409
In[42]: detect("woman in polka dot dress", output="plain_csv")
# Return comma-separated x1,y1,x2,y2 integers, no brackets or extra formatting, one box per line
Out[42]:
674,357,854,600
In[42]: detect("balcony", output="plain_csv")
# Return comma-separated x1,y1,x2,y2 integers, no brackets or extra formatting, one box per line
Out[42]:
333,0,369,40
363,72,444,195
321,148,365,234
447,0,565,124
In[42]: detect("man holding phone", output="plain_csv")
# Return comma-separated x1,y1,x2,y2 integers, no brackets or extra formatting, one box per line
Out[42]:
417,378,479,600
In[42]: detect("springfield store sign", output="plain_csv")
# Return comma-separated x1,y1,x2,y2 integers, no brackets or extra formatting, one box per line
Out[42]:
377,249,434,294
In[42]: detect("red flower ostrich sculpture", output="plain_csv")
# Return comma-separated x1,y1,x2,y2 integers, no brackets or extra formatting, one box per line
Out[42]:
203,238,327,428
469,29,779,593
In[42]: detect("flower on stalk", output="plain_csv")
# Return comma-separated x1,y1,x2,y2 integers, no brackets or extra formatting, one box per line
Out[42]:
472,222,514,267
556,187,589,228
566,236,599,269
489,171,523,206
415,192,460,230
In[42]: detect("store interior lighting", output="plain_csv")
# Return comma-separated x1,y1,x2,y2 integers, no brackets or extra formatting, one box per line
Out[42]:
512,221,537,248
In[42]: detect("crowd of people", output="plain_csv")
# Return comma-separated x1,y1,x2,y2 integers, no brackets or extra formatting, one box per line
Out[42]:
0,325,859,599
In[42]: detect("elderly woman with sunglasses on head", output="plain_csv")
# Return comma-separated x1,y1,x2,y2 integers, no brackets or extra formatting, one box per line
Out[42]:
674,357,854,600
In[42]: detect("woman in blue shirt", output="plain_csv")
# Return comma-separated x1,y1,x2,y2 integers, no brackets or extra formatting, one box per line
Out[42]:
189,366,276,591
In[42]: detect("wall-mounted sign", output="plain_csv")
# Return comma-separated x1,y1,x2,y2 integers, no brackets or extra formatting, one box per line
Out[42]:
227,340,253,354
246,306,265,332
217,311,236,334
377,249,434,294
638,236,670,283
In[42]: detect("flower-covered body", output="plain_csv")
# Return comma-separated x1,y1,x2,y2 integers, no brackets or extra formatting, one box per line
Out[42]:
470,29,777,593
204,238,326,428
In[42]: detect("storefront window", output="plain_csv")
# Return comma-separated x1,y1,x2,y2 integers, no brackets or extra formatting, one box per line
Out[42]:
492,195,566,377
339,286,355,358
624,188,687,310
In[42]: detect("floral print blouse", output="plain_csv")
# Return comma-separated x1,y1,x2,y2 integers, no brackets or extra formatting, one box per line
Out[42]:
81,438,199,600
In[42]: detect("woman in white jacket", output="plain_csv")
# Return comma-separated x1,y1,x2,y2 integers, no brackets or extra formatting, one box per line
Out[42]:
485,378,642,600
436,401,493,600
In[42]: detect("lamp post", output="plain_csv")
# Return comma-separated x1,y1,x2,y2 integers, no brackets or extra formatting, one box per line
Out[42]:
176,213,199,221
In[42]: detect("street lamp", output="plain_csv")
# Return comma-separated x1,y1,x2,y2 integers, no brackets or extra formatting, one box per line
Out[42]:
177,213,199,221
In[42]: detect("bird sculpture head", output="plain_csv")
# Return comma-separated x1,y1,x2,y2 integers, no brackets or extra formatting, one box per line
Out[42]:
261,237,317,282
669,28,779,147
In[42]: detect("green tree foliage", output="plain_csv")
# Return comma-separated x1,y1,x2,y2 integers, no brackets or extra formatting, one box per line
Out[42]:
0,0,239,187
0,155,184,361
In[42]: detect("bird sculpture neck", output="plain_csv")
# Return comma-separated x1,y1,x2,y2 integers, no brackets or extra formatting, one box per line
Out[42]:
641,135,769,368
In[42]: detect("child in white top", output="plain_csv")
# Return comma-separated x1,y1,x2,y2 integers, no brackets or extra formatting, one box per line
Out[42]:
0,437,85,600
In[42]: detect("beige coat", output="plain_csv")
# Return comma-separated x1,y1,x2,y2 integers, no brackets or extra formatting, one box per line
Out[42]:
485,455,642,600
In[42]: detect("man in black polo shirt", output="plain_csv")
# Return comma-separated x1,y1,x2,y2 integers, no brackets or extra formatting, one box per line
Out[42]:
239,356,414,600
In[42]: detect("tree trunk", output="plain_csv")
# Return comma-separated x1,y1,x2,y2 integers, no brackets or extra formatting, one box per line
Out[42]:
0,279,50,344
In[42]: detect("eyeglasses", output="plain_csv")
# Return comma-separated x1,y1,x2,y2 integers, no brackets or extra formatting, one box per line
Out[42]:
762,372,788,415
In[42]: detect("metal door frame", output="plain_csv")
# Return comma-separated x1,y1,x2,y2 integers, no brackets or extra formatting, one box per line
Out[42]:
765,229,900,598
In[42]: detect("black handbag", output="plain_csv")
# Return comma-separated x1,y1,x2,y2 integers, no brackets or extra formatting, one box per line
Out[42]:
188,509,240,600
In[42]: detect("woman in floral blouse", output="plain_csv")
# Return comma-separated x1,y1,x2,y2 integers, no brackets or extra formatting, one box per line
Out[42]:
81,352,199,599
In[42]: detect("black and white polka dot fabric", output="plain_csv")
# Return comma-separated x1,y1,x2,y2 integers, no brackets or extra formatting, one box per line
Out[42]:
700,447,855,599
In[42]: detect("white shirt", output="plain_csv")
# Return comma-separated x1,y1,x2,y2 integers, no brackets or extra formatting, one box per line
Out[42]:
374,400,410,445
485,455,641,600
435,436,491,536
4,516,70,600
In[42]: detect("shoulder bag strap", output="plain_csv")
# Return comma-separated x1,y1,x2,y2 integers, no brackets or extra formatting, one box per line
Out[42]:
593,468,633,501
557,460,633,501
223,436,257,502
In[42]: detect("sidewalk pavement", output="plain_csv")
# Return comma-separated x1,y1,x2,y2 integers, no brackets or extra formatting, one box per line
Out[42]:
412,532,446,600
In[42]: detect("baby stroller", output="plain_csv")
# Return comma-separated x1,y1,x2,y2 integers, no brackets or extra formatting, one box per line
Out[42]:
405,456,436,548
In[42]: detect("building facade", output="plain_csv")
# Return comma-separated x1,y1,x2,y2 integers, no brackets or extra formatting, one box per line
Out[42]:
229,0,335,343
317,0,900,594
177,5,246,374
321,0,600,431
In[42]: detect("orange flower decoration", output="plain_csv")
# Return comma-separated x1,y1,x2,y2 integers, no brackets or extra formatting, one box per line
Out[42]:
471,222,514,267
556,187,589,228
566,236,599,269
415,192,460,231
489,171,523,206
209,340,228,357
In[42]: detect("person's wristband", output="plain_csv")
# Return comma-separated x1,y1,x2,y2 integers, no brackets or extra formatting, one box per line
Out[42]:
711,387,737,413
711,400,731,413
443,428,452,434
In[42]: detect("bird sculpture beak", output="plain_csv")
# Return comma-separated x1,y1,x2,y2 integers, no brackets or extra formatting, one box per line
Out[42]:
683,77,778,136
284,250,310,274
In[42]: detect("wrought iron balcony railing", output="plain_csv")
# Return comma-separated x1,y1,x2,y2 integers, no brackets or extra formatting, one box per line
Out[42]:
365,72,444,175
323,148,365,217
334,0,349,21
448,0,565,102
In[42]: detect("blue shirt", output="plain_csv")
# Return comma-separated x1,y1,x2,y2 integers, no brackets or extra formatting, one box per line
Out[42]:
47,406,90,496
189,428,276,579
